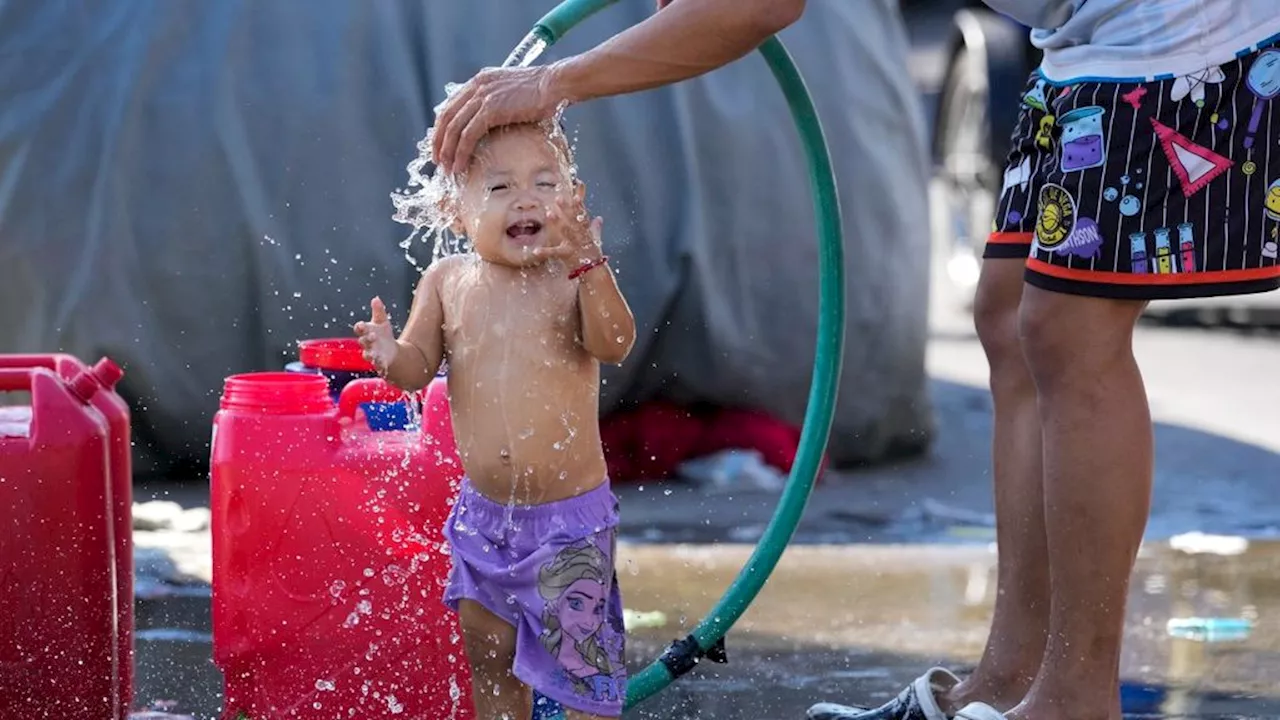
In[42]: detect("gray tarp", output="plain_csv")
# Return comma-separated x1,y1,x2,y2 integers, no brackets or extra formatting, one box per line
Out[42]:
0,0,932,476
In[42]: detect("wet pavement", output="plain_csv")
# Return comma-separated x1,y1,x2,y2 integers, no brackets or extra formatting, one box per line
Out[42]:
131,539,1280,719
619,543,1280,719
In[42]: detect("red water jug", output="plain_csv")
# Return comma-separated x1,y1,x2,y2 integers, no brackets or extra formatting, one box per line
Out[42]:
0,364,123,717
0,354,133,711
211,372,472,719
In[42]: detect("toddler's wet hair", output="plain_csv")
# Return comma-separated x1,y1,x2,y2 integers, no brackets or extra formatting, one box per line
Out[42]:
390,117,577,262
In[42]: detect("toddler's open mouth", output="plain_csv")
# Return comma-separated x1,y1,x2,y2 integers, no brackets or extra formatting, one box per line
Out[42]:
506,219,543,241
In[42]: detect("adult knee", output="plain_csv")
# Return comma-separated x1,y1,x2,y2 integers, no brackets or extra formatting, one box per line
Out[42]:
1017,287,1144,394
974,283,1019,361
973,264,1028,389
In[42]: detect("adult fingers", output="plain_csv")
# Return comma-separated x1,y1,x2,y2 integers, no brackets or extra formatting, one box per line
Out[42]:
450,99,497,175
431,81,477,166
436,95,485,174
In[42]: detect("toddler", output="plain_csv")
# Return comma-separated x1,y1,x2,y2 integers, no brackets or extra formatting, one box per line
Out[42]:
355,120,636,719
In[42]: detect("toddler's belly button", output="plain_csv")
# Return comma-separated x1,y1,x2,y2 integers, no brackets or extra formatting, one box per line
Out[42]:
499,447,511,464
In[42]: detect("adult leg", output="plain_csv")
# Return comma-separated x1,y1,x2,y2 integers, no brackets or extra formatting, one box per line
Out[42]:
1003,286,1151,720
458,599,534,719
941,257,1049,714
807,64,1054,720
806,257,1049,720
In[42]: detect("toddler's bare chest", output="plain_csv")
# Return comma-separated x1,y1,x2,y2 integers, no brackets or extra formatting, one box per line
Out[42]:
443,284,580,358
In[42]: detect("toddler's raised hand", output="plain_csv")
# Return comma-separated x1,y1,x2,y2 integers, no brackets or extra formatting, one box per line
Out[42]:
353,297,398,375
535,195,604,265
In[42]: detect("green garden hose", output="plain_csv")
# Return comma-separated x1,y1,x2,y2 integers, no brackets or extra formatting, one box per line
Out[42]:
527,0,846,709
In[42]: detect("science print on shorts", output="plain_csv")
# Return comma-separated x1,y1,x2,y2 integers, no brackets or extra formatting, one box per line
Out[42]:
1019,43,1280,299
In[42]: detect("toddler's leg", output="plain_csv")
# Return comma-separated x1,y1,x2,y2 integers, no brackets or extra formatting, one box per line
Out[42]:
458,599,532,719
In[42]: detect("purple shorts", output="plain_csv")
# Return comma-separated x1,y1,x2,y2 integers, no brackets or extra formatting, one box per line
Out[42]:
442,479,627,716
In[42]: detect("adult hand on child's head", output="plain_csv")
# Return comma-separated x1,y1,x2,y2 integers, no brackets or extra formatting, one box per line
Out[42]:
535,195,605,266
353,297,398,375
431,66,566,176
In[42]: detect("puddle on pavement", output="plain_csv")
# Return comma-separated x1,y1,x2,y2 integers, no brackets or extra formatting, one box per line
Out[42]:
137,539,1280,718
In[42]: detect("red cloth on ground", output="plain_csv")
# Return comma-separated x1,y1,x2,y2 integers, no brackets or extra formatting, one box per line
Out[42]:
600,401,822,483
600,401,705,482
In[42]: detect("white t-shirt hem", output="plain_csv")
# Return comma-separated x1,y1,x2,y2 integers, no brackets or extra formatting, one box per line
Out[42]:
1038,16,1280,84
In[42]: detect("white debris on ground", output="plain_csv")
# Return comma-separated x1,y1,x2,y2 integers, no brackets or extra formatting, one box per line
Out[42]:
623,608,668,630
133,500,210,533
0,406,32,437
677,449,787,493
133,501,212,592
1169,531,1250,556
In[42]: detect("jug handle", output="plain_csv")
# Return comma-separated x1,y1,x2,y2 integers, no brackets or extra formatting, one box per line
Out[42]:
337,378,418,420
0,368,38,393
0,368,57,441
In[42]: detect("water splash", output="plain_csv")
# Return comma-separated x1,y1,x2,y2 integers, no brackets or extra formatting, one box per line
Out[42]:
391,32,557,270
501,31,549,69
389,128,467,270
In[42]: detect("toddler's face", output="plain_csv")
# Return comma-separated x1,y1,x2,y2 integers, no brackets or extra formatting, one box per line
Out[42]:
455,125,576,268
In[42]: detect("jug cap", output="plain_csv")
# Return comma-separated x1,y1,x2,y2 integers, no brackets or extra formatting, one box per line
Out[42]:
68,370,100,403
91,357,124,390
298,338,375,372
221,372,333,415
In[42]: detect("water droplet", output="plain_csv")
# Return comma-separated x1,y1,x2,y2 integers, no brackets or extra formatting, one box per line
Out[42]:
316,679,336,691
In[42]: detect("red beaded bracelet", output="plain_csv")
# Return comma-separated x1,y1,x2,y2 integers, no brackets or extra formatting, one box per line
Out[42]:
568,255,609,280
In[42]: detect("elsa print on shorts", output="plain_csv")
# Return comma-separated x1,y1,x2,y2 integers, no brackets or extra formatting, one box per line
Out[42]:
538,540,624,702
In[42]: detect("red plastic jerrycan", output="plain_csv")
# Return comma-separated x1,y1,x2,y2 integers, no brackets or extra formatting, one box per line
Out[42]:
211,372,471,719
0,354,133,710
0,365,124,718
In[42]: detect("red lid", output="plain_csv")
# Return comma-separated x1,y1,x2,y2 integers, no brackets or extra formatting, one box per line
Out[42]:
91,357,124,390
220,372,333,414
69,371,100,403
297,338,375,372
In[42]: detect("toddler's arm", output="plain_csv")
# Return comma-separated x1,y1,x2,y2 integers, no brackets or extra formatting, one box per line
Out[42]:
574,220,636,365
356,261,448,392
392,261,449,389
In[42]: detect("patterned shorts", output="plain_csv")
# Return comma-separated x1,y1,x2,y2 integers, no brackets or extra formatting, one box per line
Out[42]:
443,479,626,717
990,45,1280,299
